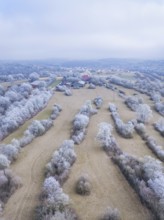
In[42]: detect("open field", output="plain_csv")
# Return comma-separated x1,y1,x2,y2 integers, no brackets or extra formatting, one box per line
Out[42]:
2,86,162,220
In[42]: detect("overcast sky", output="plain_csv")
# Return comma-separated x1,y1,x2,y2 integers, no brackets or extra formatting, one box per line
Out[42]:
0,0,164,60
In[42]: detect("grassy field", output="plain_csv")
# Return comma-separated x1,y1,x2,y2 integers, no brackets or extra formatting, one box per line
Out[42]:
2,86,162,220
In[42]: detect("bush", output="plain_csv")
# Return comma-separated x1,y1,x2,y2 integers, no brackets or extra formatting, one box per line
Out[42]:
93,96,103,109
146,137,164,162
0,154,10,170
50,104,62,120
0,169,22,205
36,206,78,220
125,95,143,111
73,114,89,131
109,103,117,112
155,102,164,116
154,118,164,136
45,140,76,184
135,123,148,140
136,104,153,124
111,112,134,138
79,100,97,117
0,144,20,162
65,89,72,96
100,207,121,220
97,123,122,155
88,83,96,89
75,175,91,196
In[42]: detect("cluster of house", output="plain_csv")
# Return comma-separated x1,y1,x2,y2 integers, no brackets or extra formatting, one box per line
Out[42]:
60,74,91,89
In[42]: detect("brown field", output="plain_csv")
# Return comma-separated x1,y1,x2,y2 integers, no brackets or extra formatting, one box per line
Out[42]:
2,86,162,220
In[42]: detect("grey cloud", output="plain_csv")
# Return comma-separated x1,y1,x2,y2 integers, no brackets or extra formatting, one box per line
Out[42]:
0,0,164,59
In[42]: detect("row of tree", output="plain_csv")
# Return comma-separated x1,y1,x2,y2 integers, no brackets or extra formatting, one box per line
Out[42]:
71,101,97,144
0,103,62,214
97,122,164,220
0,89,52,141
109,103,135,138
135,123,164,162
36,140,78,220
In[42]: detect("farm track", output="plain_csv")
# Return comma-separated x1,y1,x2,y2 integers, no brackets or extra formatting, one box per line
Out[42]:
2,87,159,220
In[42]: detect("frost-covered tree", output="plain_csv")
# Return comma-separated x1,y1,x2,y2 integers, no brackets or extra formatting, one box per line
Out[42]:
73,114,89,130
93,96,103,109
155,102,164,116
65,89,72,96
97,122,122,154
0,85,5,96
100,207,122,220
5,91,22,103
88,83,96,89
150,92,161,103
0,154,10,170
0,169,22,212
27,120,46,136
146,137,164,162
111,112,134,138
36,176,78,220
43,176,69,208
0,90,52,140
46,140,76,183
109,103,117,112
136,104,152,124
0,96,10,114
19,83,32,98
50,104,62,120
135,123,147,140
155,118,164,136
56,85,67,92
113,154,164,219
29,72,39,82
125,95,143,111
0,144,20,162
97,123,113,147
79,100,97,117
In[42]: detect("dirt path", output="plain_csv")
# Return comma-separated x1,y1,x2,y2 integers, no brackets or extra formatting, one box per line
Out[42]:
3,87,154,220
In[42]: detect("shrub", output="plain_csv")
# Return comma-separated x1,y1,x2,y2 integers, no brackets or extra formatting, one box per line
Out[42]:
73,114,89,131
97,123,122,155
43,176,69,207
100,207,122,220
50,104,62,120
125,95,143,111
88,83,96,89
154,118,164,136
65,89,72,96
0,169,22,205
111,112,134,138
109,103,117,112
45,140,76,184
79,100,97,117
0,144,20,162
0,154,10,170
146,137,164,162
113,154,164,220
93,96,103,109
136,104,152,124
155,102,164,116
75,175,91,196
19,133,34,147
